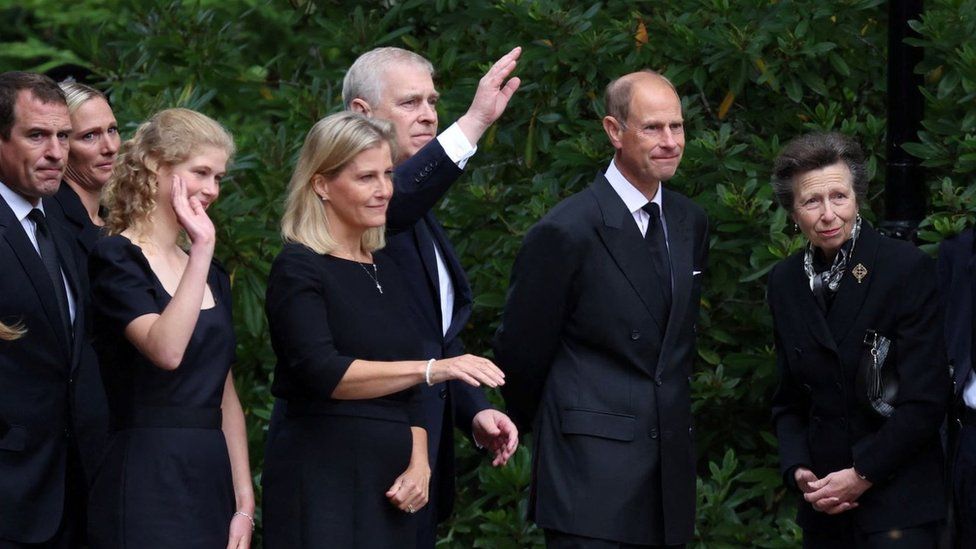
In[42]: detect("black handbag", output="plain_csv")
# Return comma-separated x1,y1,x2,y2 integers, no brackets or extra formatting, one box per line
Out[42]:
856,329,898,418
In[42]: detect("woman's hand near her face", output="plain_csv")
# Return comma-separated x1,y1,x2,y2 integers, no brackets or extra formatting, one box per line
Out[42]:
171,175,215,254
428,354,506,388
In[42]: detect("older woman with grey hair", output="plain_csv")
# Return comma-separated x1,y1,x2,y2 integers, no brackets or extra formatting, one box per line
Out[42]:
767,132,949,547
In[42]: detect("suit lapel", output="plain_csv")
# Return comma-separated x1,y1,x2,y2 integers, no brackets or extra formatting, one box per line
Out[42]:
591,174,668,331
826,222,881,347
662,189,691,338
433,223,472,345
46,197,84,370
411,219,443,328
0,197,72,359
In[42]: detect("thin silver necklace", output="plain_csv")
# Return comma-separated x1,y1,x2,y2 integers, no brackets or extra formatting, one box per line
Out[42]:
359,262,383,294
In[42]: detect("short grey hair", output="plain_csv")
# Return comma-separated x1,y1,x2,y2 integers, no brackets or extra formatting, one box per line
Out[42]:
771,132,868,210
341,47,434,108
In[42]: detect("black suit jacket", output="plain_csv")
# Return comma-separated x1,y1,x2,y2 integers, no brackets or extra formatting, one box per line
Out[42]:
47,182,102,260
0,193,98,543
938,227,976,400
381,138,491,521
768,222,948,533
493,172,709,545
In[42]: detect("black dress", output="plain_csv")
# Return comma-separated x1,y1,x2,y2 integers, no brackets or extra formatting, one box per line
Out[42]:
86,235,235,548
262,243,425,549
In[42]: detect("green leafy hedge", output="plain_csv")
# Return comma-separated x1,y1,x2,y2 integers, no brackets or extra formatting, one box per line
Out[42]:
3,0,972,546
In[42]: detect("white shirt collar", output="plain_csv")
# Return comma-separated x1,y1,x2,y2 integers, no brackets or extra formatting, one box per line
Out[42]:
0,180,43,222
605,158,663,214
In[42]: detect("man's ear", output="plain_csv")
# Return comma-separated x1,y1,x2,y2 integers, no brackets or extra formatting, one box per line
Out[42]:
602,115,624,149
312,173,329,201
350,98,372,117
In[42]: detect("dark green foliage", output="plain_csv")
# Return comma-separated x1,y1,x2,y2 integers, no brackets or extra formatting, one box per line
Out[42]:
3,0,971,546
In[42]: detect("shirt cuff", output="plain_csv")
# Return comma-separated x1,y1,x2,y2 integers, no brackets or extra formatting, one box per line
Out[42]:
437,123,477,170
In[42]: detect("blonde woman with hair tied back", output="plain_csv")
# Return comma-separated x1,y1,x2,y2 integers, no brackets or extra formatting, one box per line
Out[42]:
86,108,253,548
48,81,120,258
262,112,505,548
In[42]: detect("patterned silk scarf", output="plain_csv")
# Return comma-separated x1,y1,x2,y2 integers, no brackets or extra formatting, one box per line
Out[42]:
803,215,862,311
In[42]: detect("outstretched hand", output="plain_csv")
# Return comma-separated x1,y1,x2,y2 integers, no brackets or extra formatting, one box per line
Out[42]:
430,354,506,388
171,175,215,252
456,46,522,145
472,409,519,466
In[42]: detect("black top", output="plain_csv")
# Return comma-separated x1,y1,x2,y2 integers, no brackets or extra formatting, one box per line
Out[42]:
89,235,235,422
266,243,424,423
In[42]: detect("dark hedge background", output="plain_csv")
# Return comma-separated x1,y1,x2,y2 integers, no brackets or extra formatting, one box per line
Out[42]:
3,0,975,546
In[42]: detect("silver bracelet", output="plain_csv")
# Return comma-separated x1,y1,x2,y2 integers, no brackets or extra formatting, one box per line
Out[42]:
233,510,255,531
425,358,436,386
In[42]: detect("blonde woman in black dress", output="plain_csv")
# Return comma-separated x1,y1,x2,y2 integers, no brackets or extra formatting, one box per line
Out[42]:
87,108,253,548
263,112,505,548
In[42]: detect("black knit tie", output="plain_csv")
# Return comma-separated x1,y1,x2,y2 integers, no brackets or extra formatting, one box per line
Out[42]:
28,209,72,339
641,202,672,309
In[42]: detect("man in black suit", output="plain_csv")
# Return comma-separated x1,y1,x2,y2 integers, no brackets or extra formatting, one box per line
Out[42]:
0,72,91,548
340,46,522,546
938,228,976,546
494,70,709,548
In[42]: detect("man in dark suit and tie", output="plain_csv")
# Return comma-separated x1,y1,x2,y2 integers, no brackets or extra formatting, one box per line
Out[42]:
0,72,95,548
341,46,522,547
494,70,709,548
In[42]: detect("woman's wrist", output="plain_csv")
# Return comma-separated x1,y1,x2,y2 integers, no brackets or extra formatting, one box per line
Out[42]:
232,510,255,530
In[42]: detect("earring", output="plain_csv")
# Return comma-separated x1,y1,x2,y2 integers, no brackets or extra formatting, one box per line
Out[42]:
319,195,327,202
793,223,799,233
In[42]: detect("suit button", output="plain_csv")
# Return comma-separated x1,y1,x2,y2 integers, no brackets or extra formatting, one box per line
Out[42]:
630,330,640,341
688,427,694,435
439,388,448,400
654,378,662,387
649,429,658,439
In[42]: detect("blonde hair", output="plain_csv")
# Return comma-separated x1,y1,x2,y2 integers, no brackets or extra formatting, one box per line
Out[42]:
281,112,397,254
102,108,235,235
58,81,107,115
0,320,25,341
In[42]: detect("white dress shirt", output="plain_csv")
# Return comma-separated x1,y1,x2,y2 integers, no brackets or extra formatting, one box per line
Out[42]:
0,180,76,323
604,159,670,245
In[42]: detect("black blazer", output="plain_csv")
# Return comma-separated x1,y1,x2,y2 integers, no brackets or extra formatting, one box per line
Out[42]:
382,138,491,521
47,182,103,260
768,222,949,533
0,194,98,543
937,227,976,400
493,172,709,546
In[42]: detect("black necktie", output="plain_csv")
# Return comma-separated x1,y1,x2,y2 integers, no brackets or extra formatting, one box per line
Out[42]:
641,202,672,309
28,209,72,340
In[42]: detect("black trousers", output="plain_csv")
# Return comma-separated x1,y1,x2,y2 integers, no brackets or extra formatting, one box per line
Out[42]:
545,529,685,549
802,521,940,549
